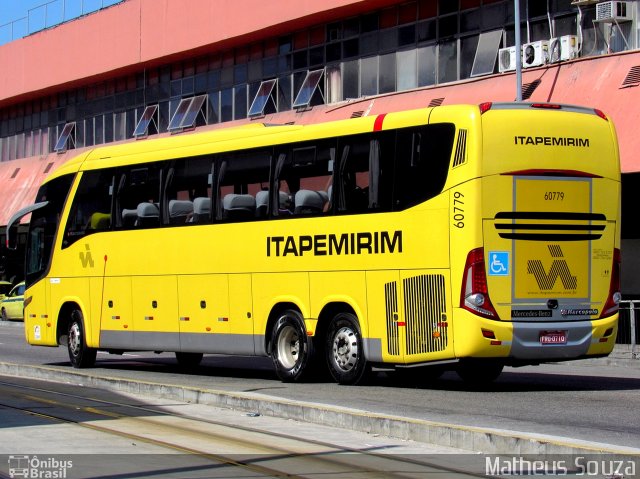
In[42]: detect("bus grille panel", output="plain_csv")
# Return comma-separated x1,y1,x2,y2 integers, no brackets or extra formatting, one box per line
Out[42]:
384,281,400,356
403,274,447,355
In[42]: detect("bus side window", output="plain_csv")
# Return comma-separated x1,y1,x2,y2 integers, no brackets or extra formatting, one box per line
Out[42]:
277,140,335,217
214,149,271,222
335,134,393,214
164,156,212,225
115,165,162,229
393,124,455,210
62,170,114,249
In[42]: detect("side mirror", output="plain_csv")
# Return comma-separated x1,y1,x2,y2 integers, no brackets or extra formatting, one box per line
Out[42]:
6,202,49,250
5,221,18,251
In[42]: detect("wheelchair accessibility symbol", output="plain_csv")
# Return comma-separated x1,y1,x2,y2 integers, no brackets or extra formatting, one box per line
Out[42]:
489,251,510,276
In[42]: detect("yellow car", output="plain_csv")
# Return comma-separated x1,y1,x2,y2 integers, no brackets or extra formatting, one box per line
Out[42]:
0,282,25,321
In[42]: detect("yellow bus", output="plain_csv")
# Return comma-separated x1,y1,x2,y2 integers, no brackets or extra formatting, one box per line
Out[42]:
7,102,621,385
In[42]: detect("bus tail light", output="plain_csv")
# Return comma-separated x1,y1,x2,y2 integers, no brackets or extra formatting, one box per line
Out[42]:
479,102,492,114
461,248,498,319
530,103,562,110
600,248,621,318
594,109,608,121
481,328,496,339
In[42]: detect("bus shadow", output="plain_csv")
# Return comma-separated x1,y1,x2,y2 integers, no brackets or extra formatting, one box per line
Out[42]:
378,369,640,392
43,353,640,393
47,354,280,381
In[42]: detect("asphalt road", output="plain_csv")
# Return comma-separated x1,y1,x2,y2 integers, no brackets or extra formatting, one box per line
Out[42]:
1,320,639,450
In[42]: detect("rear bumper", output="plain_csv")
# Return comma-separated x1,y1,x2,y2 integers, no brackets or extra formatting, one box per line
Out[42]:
510,316,617,360
452,308,618,362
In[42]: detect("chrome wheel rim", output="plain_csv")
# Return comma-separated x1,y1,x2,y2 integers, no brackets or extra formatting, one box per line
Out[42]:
69,322,81,357
276,324,299,369
331,326,358,372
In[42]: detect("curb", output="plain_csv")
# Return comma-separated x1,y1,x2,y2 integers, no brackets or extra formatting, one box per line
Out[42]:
1,361,638,459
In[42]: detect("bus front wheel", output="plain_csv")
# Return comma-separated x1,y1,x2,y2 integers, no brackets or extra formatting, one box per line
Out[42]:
270,309,313,382
67,310,97,368
326,312,368,385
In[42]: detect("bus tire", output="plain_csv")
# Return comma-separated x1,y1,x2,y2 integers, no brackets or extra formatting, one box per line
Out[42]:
456,359,503,384
270,309,313,382
175,352,203,368
326,312,368,385
67,310,96,368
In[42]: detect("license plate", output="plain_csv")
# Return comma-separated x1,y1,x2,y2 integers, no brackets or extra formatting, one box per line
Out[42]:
540,331,567,345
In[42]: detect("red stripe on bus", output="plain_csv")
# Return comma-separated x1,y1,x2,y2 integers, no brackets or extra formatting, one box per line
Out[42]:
373,114,386,131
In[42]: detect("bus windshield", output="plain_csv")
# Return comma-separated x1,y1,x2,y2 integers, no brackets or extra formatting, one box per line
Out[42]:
25,174,74,287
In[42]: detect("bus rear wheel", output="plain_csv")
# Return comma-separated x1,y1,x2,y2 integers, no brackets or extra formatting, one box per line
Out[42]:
270,309,313,382
326,312,368,385
67,310,96,368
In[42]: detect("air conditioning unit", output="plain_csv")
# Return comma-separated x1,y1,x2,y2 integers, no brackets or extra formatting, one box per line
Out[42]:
522,41,549,67
549,35,579,62
498,46,517,72
596,1,632,22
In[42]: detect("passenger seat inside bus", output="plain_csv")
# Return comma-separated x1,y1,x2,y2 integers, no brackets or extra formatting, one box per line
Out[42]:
121,208,138,227
136,202,160,227
223,194,256,220
255,190,269,217
278,191,293,215
88,212,111,230
169,199,194,224
191,197,211,223
294,190,328,215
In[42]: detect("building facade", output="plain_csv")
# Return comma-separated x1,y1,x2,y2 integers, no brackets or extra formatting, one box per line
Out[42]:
1,0,640,293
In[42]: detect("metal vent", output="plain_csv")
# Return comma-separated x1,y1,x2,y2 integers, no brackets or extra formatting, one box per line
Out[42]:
453,129,468,168
521,79,541,100
10,168,20,179
494,211,606,241
385,281,400,356
622,65,640,88
403,274,448,355
350,110,365,118
43,162,54,174
428,98,445,107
